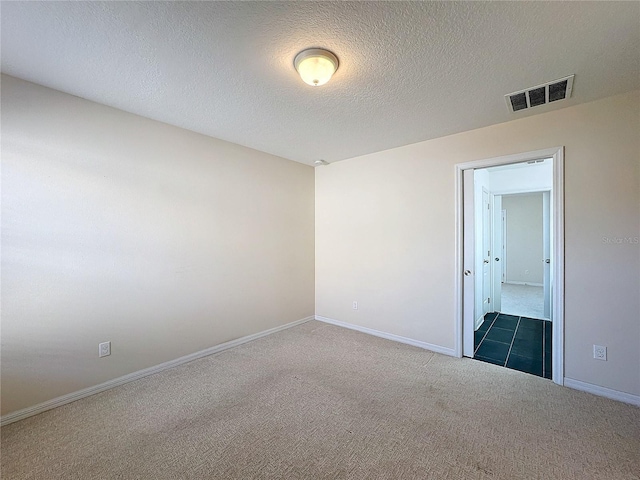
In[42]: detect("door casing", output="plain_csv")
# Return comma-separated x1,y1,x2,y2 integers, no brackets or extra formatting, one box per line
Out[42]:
481,188,491,317
491,194,503,314
454,147,564,385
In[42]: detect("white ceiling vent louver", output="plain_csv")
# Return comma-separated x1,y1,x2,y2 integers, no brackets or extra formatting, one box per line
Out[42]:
505,75,574,113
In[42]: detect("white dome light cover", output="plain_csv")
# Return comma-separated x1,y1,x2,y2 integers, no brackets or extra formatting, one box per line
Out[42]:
294,48,339,87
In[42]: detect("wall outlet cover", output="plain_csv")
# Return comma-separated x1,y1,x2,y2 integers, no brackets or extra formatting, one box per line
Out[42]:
99,341,111,358
593,345,607,361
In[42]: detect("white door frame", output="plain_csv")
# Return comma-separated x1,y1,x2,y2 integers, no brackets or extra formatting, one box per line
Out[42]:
490,194,502,313
501,209,507,283
542,191,552,320
454,147,565,385
481,188,492,317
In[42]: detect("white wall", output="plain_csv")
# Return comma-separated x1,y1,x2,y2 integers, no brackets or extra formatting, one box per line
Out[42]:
488,161,553,193
0,75,315,415
316,90,640,396
502,193,544,284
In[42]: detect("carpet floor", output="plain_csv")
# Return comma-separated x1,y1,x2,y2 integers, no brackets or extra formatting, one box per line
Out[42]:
2,321,639,479
500,283,545,319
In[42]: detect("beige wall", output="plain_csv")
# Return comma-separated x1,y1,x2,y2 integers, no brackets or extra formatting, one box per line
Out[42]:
0,75,315,415
503,193,544,284
316,90,640,396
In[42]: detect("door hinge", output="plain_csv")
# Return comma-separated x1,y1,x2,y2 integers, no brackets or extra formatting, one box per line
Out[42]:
488,297,491,303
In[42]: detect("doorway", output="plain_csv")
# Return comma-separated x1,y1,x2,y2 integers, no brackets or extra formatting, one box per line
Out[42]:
497,190,550,320
455,147,564,385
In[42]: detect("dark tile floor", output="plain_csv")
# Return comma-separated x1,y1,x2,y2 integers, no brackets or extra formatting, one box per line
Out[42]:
474,312,552,379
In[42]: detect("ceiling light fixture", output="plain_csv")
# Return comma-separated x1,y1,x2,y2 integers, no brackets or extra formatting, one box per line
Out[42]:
294,48,339,87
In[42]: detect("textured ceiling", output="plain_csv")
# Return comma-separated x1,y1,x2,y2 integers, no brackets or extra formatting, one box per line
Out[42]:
2,2,639,165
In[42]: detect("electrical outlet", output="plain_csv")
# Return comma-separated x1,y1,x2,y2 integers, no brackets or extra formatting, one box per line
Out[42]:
352,301,358,310
99,341,111,358
593,345,607,361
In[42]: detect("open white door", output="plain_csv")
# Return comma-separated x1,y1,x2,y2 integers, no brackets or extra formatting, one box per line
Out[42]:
491,195,502,313
543,191,551,319
481,189,492,316
462,169,475,357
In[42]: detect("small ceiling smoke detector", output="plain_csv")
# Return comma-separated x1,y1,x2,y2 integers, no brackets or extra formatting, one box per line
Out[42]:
294,48,339,87
314,159,329,166
505,75,574,113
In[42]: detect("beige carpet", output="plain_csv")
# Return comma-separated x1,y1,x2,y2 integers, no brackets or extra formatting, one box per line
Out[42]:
501,283,545,319
2,321,639,479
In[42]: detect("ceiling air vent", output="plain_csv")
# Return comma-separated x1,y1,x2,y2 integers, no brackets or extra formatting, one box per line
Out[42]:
505,75,574,113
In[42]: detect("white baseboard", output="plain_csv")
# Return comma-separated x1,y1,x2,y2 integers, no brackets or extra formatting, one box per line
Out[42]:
504,281,543,287
1,316,314,427
315,315,456,357
564,378,640,407
474,314,485,331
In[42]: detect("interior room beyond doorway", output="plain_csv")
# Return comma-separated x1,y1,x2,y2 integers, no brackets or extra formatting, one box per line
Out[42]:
471,159,553,378
500,191,547,319
501,283,543,319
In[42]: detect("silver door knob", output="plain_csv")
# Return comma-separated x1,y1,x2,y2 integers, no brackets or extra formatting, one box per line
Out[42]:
464,270,472,276
545,259,550,264
483,260,489,264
